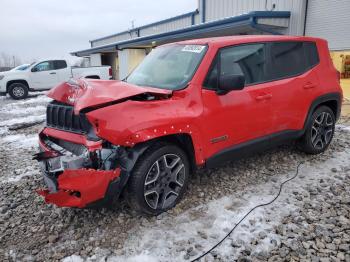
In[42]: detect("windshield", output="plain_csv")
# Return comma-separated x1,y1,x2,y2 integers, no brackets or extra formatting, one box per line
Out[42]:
126,44,207,90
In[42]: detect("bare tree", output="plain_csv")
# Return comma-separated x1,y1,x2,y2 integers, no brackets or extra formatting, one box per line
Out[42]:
0,52,23,67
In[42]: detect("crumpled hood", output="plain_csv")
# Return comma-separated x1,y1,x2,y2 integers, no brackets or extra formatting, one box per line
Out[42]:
47,79,172,113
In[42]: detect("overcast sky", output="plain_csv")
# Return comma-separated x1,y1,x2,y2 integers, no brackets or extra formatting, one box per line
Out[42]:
0,0,198,63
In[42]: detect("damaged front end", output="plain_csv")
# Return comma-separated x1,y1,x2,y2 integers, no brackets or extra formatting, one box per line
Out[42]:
34,129,129,208
34,79,167,208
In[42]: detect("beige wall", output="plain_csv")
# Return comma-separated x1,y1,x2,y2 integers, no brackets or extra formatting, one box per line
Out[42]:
330,51,350,77
128,49,146,73
118,49,147,80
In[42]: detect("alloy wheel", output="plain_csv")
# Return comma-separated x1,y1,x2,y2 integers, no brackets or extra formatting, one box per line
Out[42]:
143,154,185,210
311,111,334,150
12,86,25,98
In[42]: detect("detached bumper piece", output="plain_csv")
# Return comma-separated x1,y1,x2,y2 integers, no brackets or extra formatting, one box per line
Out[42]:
37,168,120,208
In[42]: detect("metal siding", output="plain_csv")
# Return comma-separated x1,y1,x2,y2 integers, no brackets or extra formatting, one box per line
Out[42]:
139,16,192,37
257,17,289,28
204,0,305,35
92,33,132,47
306,0,350,50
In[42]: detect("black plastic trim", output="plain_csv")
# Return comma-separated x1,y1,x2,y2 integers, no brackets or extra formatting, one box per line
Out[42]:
0,92,6,96
206,130,304,169
304,92,342,126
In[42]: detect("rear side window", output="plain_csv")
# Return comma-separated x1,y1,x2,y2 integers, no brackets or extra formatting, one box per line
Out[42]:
203,41,320,90
304,42,320,68
53,60,68,70
269,41,319,80
270,42,305,79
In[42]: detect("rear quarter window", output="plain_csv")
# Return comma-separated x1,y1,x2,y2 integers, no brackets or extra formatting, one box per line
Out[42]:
269,41,319,80
53,60,68,70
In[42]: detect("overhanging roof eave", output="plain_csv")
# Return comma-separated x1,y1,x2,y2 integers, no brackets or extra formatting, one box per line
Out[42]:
71,11,291,57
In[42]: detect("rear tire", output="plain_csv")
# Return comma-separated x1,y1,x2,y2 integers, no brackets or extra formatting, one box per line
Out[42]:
298,106,335,154
8,83,29,100
125,143,190,216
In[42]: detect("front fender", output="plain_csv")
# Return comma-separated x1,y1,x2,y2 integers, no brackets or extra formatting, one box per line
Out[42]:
85,93,206,165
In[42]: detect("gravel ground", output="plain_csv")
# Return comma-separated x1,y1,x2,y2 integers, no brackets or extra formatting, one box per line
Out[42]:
0,95,349,262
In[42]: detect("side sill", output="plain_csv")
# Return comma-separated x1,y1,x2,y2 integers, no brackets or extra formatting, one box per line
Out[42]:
205,130,303,169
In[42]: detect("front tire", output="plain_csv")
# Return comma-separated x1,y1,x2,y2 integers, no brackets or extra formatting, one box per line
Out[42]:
298,106,335,154
126,143,190,215
8,83,29,100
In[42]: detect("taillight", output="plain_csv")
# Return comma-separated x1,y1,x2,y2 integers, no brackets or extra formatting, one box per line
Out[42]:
109,68,112,77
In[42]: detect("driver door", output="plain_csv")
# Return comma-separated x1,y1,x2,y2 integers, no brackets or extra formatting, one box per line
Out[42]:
29,61,59,90
200,43,274,160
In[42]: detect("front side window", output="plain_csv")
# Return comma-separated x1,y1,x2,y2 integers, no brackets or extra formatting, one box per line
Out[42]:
126,44,207,90
204,43,267,89
33,61,54,72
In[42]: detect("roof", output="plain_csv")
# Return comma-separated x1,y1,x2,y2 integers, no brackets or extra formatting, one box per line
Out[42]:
173,35,322,46
71,11,291,57
90,10,199,43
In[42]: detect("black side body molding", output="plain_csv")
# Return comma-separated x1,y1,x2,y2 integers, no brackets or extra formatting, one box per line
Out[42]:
205,130,304,169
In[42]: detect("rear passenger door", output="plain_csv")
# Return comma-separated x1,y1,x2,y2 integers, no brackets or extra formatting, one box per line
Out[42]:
266,41,320,133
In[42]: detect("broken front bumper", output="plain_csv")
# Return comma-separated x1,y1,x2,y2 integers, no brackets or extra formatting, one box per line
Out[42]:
35,128,122,208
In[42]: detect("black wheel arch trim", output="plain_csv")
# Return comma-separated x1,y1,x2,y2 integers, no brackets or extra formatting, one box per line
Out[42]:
6,79,29,91
304,92,341,129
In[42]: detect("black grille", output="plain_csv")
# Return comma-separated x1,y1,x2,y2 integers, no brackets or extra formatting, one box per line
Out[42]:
46,102,90,134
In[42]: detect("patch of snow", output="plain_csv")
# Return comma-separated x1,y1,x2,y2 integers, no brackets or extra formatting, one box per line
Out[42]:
0,114,45,128
0,127,9,136
0,105,46,115
77,146,350,262
1,134,38,149
3,170,36,183
61,255,84,262
13,95,51,105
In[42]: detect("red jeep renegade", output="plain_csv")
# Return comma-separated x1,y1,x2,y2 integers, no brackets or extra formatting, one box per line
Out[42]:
35,35,342,215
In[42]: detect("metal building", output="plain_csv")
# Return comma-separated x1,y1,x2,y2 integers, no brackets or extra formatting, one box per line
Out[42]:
71,0,350,82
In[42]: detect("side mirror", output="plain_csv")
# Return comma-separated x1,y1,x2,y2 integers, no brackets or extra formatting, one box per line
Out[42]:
31,67,38,72
217,75,245,95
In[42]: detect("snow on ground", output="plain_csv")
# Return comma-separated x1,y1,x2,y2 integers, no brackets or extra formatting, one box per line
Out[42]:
63,144,350,262
3,170,37,183
0,114,45,128
0,105,46,115
0,93,50,135
1,134,38,149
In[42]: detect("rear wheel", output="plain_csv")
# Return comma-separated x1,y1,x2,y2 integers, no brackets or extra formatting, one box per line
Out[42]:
126,143,190,215
8,83,29,100
298,106,335,154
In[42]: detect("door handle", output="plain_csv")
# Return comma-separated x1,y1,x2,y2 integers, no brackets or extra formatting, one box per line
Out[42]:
50,72,57,75
303,83,316,89
255,94,272,101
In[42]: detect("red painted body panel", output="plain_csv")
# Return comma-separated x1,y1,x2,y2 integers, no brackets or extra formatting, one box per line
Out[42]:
42,127,103,151
47,79,172,114
37,168,120,208
37,35,343,208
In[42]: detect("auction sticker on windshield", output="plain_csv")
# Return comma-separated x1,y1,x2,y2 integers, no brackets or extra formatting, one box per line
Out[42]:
182,45,205,53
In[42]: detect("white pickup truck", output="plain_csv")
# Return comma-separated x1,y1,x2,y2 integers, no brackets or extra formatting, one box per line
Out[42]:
0,59,112,99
